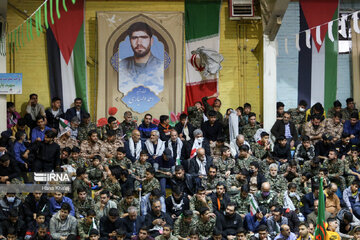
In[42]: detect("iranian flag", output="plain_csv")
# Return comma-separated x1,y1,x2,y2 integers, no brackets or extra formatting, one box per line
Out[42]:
184,0,222,110
298,0,339,111
46,0,88,112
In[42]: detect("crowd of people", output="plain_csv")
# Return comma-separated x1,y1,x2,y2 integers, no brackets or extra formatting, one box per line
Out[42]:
2,92,360,240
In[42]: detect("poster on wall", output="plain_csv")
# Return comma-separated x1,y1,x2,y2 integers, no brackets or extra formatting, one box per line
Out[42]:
0,73,22,94
97,12,183,120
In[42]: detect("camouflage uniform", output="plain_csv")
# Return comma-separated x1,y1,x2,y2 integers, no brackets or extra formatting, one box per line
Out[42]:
201,175,224,193
100,125,124,141
232,193,251,216
302,122,325,145
118,198,140,216
253,142,271,160
292,177,311,198
105,156,132,170
103,139,124,157
132,160,152,179
265,174,288,193
288,108,306,132
135,177,160,196
342,108,359,121
72,178,92,200
68,157,88,169
187,106,204,129
344,155,360,184
227,175,247,196
173,215,198,238
120,121,138,141
73,197,95,219
213,156,236,178
189,195,213,213
77,218,99,240
301,160,320,176
322,158,346,190
55,137,79,150
202,97,223,122
242,123,261,144
197,216,217,239
294,144,315,166
324,118,343,140
234,155,260,172
78,122,98,142
102,177,122,200
80,140,107,160
86,166,103,185
254,190,281,210
211,142,230,158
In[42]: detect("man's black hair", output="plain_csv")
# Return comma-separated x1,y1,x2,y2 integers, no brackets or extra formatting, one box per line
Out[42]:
127,22,153,37
333,100,342,108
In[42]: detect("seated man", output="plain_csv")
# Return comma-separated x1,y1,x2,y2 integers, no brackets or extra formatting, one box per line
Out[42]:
189,186,213,215
23,191,50,226
65,97,88,123
0,209,26,239
24,93,46,129
324,183,341,216
182,129,211,162
229,134,251,159
157,115,173,142
49,192,75,217
343,180,360,215
73,187,95,219
77,112,97,142
155,224,177,240
209,182,230,214
140,189,166,216
254,182,279,213
49,203,77,240
267,206,288,239
173,210,197,240
125,130,145,163
80,130,106,162
118,190,140,218
294,136,315,166
99,208,122,240
121,111,138,141
302,114,325,145
45,97,64,132
343,112,360,145
165,186,190,220
216,202,243,237
138,113,158,141
144,199,173,238
271,111,298,143
196,207,217,240
29,223,51,240
187,101,205,130
170,165,197,196
144,130,165,166
253,132,271,160
244,207,267,234
188,148,213,179
0,154,21,184
175,113,195,142
94,190,117,220
121,206,145,240
77,209,98,240
31,116,52,143
132,227,153,240
11,118,30,141
274,224,297,240
201,110,223,145
166,130,184,164
242,113,260,145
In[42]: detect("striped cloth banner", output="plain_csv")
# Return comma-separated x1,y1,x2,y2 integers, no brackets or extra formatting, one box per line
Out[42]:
298,0,339,111
184,0,222,110
46,0,88,112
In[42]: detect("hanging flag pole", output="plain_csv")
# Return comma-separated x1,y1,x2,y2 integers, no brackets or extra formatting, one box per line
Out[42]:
314,177,326,240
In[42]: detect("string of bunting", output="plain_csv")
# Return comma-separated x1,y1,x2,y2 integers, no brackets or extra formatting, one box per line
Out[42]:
0,0,76,56
279,10,360,53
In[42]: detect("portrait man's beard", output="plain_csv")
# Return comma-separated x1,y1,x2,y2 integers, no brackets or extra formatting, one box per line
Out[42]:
132,44,151,58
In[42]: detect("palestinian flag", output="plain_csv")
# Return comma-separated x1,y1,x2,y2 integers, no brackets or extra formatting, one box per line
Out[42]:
298,0,339,111
314,177,326,240
184,0,222,111
46,0,88,113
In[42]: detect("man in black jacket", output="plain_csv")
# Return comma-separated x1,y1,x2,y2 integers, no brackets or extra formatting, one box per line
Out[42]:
0,154,20,184
121,206,144,240
65,97,88,122
144,199,173,238
32,130,60,172
165,186,190,220
216,203,243,238
271,112,298,143
188,148,213,178
182,129,211,162
45,97,64,132
171,165,197,196
209,182,230,215
23,192,50,227
99,208,122,240
201,110,223,144
175,113,195,142
0,209,26,239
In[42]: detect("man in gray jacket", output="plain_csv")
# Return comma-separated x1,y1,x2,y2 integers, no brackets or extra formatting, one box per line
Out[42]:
50,203,77,240
267,206,288,239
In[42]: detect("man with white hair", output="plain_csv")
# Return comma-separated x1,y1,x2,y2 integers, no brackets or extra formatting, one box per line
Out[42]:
183,129,211,160
266,163,287,193
145,130,165,165
125,129,146,163
188,148,213,179
230,134,251,158
121,206,145,239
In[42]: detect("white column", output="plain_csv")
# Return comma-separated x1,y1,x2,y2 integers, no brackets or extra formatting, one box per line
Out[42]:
0,0,8,132
263,35,277,133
